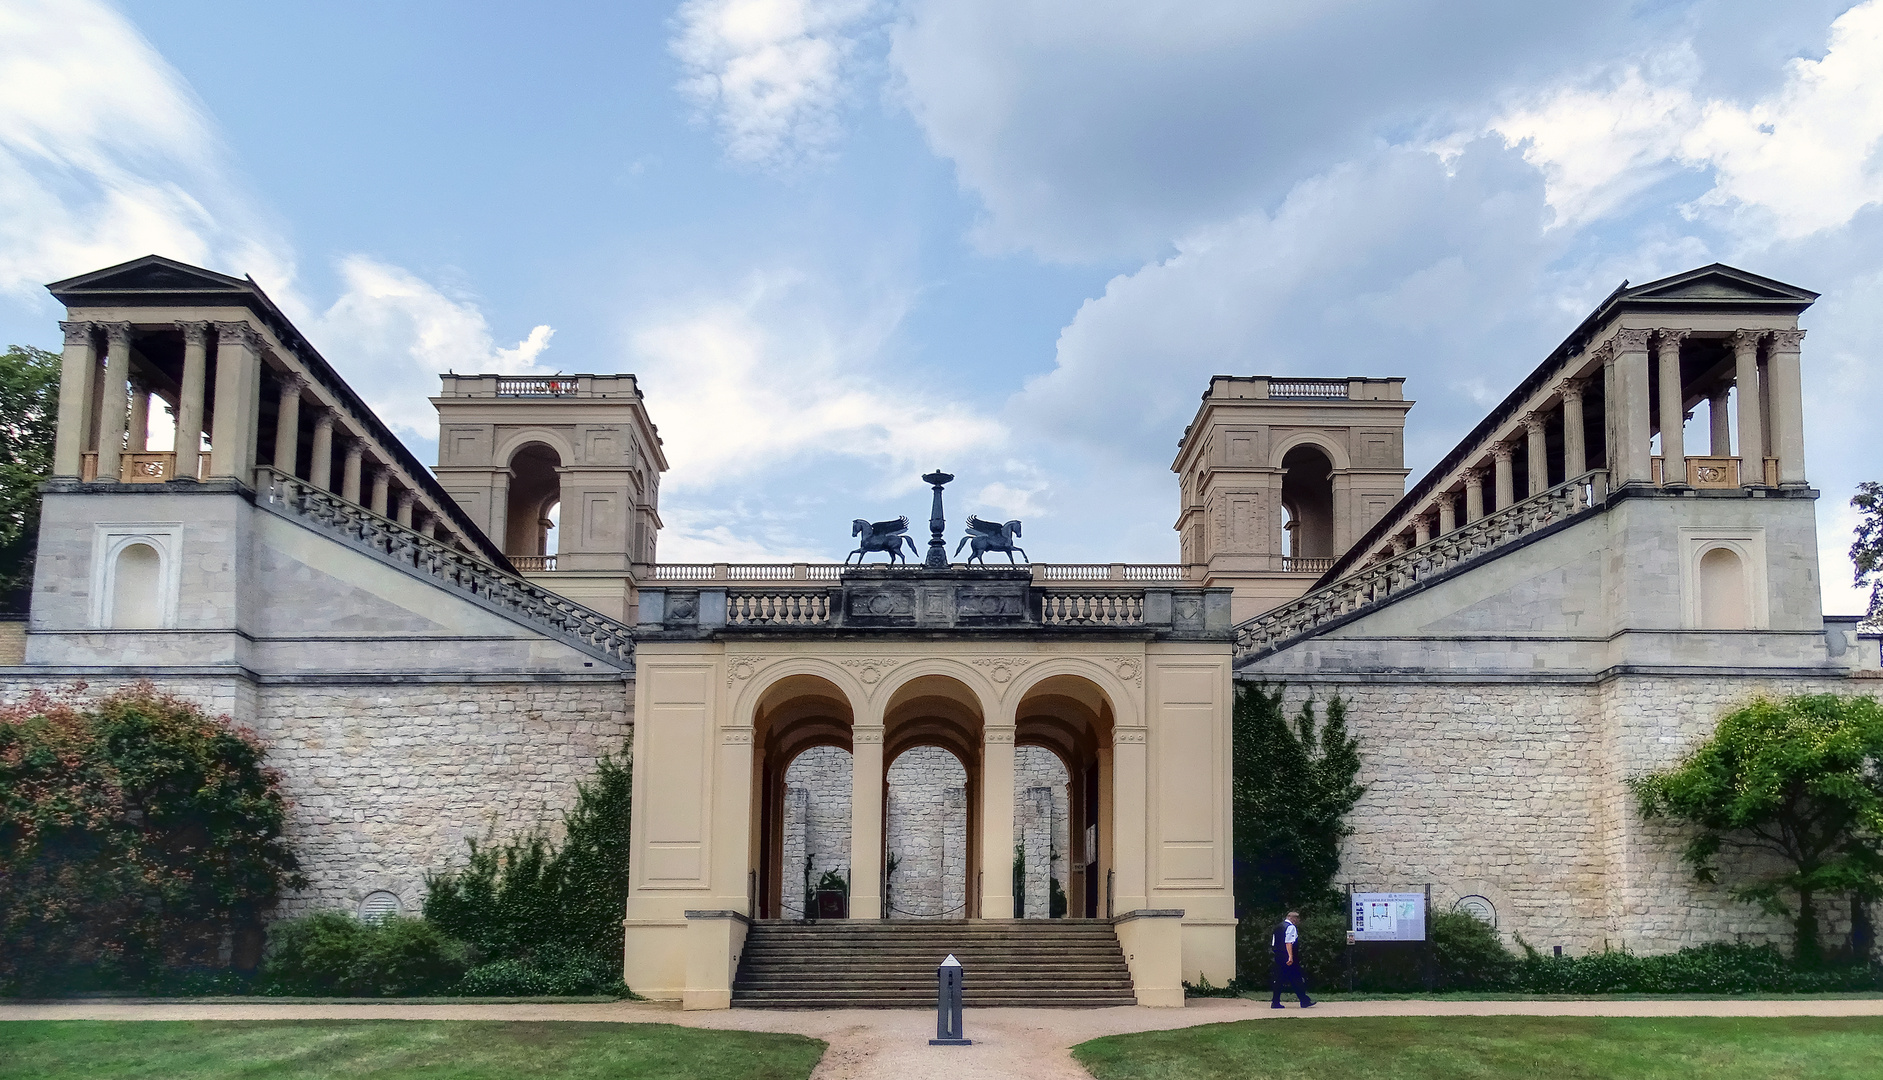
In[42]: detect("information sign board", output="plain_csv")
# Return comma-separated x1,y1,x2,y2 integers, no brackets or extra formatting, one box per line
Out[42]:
1349,891,1426,942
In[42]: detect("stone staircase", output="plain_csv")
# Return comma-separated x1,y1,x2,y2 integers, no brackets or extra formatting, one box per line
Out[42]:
731,919,1138,1008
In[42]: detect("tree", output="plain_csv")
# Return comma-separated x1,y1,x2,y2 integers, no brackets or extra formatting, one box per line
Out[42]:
0,683,303,993
1852,482,1883,628
0,345,60,612
1231,682,1366,915
1631,694,1883,967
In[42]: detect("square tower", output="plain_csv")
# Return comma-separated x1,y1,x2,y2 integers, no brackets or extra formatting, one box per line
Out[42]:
432,374,667,621
1172,376,1411,621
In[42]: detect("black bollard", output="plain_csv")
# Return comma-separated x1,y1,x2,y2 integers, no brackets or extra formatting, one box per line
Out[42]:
929,953,970,1046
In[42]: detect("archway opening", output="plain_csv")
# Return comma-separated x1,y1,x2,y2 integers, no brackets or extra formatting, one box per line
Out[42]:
885,746,969,919
752,674,855,919
505,442,561,557
884,675,987,916
1280,444,1335,559
1015,674,1115,919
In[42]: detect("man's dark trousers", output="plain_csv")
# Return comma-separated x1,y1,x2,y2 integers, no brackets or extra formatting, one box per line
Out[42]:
1270,957,1310,1006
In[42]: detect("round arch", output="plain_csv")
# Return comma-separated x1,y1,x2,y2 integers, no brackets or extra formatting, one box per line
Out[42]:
750,671,859,920
1269,430,1352,472
492,427,577,468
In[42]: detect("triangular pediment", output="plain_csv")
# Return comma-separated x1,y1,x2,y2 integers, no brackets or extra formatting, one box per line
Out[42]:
1622,263,1819,304
47,254,252,300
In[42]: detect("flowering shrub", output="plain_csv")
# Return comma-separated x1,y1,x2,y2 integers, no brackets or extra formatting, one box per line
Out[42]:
0,683,302,994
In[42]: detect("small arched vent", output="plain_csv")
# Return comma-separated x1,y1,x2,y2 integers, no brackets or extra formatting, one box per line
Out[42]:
358,890,402,923
1454,894,1496,927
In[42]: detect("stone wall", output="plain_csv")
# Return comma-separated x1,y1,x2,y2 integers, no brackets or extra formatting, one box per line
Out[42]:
886,746,967,919
1269,672,1883,955
780,745,852,918
1014,745,1070,919
0,672,632,921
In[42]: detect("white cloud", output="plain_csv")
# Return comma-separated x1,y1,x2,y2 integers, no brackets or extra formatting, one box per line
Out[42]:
0,0,293,298
671,0,877,167
308,257,555,441
627,272,1003,490
1491,1,1883,238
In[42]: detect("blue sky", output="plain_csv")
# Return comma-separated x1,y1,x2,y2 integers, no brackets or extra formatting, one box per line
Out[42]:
2,1,1880,612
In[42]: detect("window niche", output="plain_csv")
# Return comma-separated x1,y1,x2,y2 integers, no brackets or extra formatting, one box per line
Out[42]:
90,524,183,629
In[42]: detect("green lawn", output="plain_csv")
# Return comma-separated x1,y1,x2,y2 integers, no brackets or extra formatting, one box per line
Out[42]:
1073,1016,1883,1080
0,1020,825,1080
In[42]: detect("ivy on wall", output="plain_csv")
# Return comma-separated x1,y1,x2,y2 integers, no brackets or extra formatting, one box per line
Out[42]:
1230,681,1365,917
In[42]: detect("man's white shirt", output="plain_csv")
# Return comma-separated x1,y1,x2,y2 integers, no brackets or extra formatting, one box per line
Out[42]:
1283,923,1298,944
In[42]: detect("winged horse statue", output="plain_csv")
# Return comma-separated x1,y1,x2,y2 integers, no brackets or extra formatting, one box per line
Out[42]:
954,515,1028,564
846,515,920,564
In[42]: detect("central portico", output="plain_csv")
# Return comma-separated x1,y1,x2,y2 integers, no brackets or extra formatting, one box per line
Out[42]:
624,566,1237,1008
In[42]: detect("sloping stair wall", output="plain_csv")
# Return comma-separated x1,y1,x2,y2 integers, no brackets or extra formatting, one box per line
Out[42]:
732,920,1137,1008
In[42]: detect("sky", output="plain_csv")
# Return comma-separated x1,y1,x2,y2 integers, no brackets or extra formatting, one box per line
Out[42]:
2,0,1880,612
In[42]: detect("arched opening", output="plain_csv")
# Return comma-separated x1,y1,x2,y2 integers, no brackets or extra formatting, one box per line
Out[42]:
109,542,163,629
885,745,969,919
779,745,852,919
505,442,561,557
1280,444,1335,559
884,675,987,916
752,675,856,919
1015,674,1115,919
1699,546,1749,630
1013,745,1070,918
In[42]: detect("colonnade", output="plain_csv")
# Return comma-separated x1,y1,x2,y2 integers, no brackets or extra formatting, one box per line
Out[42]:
52,318,468,548
1374,326,1808,560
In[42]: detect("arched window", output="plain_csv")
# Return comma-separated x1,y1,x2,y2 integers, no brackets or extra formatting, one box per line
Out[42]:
1698,546,1749,630
109,542,163,629
1280,444,1336,559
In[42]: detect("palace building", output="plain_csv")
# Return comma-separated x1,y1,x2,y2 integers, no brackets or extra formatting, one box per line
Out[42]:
10,255,1878,1007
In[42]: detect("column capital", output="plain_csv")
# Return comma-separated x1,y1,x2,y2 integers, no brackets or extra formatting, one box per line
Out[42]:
100,321,134,347
1587,339,1616,363
175,320,211,346
1768,328,1806,352
1522,411,1545,434
1491,441,1515,463
58,320,94,346
1464,465,1485,486
343,438,364,460
278,372,308,396
1655,328,1691,349
1612,328,1651,352
215,321,261,349
312,409,334,430
1729,328,1765,352
1557,376,1584,402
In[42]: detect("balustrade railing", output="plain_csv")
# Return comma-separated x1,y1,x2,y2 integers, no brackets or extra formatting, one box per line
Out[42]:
1268,379,1349,399
644,561,1191,584
1235,470,1608,659
495,376,581,396
726,590,833,627
1041,591,1145,627
511,554,557,571
254,467,633,666
1280,556,1334,574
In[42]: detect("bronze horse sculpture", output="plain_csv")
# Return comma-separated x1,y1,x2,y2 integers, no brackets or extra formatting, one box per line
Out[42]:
846,516,920,564
955,515,1028,564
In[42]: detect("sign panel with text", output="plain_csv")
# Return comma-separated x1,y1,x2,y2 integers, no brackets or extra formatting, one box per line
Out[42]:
1349,892,1426,941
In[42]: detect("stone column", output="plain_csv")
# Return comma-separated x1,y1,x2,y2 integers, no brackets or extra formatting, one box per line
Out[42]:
850,725,885,920
174,322,209,482
1464,468,1485,522
95,322,134,481
1437,495,1456,535
126,376,149,453
1708,386,1732,456
209,322,264,481
1524,411,1549,495
980,726,1016,918
1414,516,1431,547
273,374,304,476
1021,787,1052,918
342,439,364,504
52,322,96,477
1109,728,1148,915
397,492,415,528
1731,329,1765,481
310,411,334,490
1493,442,1515,509
1767,329,1807,487
1556,380,1586,484
1655,330,1688,484
1612,329,1653,486
370,466,391,517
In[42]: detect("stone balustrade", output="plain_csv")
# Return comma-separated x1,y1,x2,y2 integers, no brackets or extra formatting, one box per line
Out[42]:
1041,591,1146,626
1235,470,1608,660
255,467,634,666
646,562,1191,584
727,590,834,627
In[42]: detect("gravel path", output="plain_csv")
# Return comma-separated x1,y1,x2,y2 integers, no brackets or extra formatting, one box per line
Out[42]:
5,997,1882,1080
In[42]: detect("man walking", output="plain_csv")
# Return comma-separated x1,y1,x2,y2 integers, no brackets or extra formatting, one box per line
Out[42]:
1270,910,1315,1008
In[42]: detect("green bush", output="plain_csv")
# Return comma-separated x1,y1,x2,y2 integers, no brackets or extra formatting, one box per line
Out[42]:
261,912,470,997
1514,940,1883,994
423,748,631,993
0,684,302,995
